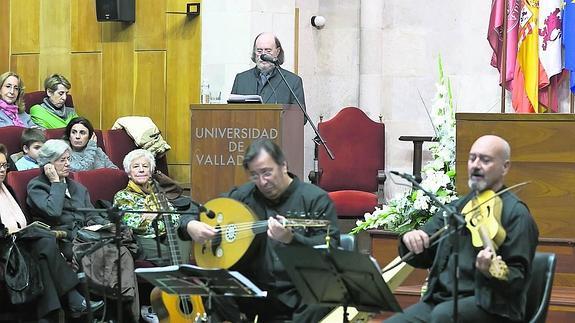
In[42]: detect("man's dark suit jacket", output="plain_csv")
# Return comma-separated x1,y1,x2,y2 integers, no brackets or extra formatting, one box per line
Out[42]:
231,66,306,110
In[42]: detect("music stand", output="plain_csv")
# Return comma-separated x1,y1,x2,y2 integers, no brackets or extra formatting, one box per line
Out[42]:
136,264,265,322
275,246,402,322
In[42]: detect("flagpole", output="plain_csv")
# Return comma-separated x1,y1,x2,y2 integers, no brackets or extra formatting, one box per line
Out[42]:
500,0,509,113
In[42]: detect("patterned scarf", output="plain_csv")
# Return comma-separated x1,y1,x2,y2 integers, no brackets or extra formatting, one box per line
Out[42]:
127,180,158,211
0,99,25,127
0,183,27,233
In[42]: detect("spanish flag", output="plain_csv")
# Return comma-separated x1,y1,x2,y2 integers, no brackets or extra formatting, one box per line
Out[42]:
512,0,547,113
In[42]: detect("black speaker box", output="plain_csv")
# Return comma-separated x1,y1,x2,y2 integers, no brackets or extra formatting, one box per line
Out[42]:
96,0,135,23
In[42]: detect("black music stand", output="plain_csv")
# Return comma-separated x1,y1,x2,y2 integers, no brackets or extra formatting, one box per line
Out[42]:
275,246,402,322
136,264,265,322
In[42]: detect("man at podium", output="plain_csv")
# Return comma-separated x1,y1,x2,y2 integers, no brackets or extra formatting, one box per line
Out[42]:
231,32,306,107
385,135,539,323
182,139,340,322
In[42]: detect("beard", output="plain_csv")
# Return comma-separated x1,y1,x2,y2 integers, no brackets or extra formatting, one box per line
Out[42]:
256,61,275,74
468,178,487,192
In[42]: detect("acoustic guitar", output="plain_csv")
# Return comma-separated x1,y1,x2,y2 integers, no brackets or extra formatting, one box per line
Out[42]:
149,186,207,322
194,197,331,269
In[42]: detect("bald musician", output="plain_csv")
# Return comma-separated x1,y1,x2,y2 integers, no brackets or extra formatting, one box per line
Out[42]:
385,135,539,323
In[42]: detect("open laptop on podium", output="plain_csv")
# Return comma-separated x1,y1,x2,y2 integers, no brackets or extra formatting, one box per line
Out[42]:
275,246,402,322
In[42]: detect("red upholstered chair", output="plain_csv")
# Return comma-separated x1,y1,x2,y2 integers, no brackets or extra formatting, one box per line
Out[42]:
309,107,385,219
0,126,25,156
23,90,74,113
45,128,105,151
72,168,129,204
102,128,169,175
5,168,42,217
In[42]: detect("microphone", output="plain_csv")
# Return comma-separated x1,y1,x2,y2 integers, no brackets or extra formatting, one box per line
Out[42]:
390,170,416,181
190,200,216,219
260,54,279,64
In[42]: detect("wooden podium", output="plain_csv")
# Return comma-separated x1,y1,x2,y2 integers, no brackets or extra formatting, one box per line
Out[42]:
190,104,304,203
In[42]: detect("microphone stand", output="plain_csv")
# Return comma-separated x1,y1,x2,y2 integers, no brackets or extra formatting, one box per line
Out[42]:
270,62,335,160
390,171,466,323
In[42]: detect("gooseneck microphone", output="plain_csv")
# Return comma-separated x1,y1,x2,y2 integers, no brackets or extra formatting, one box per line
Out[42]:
389,170,416,181
259,53,279,64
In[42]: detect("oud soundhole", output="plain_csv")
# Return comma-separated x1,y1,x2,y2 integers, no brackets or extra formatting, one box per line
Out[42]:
178,297,194,314
224,223,238,242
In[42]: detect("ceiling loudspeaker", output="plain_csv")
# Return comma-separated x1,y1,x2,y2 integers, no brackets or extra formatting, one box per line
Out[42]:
96,0,135,23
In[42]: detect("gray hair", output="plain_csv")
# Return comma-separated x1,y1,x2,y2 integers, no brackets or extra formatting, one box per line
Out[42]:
37,139,71,166
122,149,156,173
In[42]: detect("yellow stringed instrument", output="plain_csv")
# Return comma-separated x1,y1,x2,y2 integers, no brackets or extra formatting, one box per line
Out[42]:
149,183,207,323
462,190,508,280
194,197,331,269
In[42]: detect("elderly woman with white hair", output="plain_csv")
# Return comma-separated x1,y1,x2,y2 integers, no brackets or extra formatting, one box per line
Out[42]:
113,149,186,264
27,139,141,320
26,139,109,260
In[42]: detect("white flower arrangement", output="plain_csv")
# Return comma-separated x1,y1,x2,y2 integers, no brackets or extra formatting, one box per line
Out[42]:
352,59,457,234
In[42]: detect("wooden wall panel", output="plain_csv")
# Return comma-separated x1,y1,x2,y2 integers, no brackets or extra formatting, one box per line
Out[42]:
39,0,71,80
71,53,102,127
11,0,40,54
5,1,202,184
71,0,101,52
165,13,201,175
10,54,40,91
166,0,190,13
0,0,9,72
135,0,167,50
134,51,166,133
101,24,135,128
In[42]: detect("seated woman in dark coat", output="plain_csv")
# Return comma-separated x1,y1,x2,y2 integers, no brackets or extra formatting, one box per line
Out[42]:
26,139,140,321
26,139,110,259
0,143,103,321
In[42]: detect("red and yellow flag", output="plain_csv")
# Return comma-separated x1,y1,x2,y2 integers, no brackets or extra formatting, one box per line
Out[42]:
512,0,546,113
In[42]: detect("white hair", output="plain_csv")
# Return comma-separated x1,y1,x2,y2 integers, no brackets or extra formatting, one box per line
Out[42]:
37,139,71,166
122,149,156,173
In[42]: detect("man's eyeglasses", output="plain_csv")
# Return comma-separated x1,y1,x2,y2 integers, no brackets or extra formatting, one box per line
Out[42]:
0,163,9,170
249,170,273,182
255,48,275,55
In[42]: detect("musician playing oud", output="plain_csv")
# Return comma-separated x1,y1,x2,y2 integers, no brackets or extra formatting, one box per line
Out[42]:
181,138,340,322
385,135,539,323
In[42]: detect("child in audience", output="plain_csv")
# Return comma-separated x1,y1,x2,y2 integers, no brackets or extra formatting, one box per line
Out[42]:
13,128,46,170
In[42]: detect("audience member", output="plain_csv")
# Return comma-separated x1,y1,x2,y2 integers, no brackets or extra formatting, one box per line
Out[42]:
0,72,38,128
63,117,117,171
0,143,103,321
13,128,46,170
113,149,182,264
29,74,78,129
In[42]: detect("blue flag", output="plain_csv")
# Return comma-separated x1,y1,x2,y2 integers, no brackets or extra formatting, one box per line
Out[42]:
564,1,575,92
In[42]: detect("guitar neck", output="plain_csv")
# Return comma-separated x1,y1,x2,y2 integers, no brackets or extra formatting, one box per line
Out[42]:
162,213,182,266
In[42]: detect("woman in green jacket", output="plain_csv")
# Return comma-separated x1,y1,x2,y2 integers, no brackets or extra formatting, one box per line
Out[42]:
29,74,78,129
